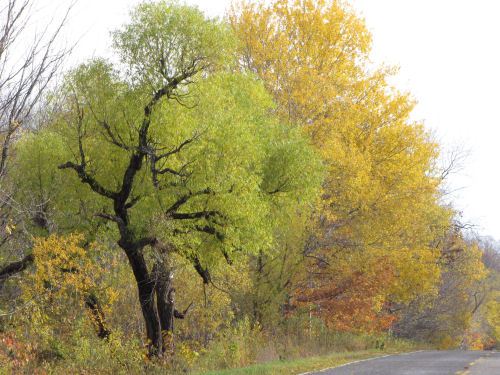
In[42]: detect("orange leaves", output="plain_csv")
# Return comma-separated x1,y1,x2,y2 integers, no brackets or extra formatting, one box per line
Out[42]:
0,332,38,374
292,259,397,332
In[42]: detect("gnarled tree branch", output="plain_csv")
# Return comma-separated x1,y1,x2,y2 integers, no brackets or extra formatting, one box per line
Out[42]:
58,162,118,200
0,253,33,282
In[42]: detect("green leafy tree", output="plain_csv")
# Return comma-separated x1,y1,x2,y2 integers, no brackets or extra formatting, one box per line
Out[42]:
15,1,323,356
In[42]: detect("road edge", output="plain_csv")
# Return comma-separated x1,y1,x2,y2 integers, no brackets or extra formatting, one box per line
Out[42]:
297,350,426,375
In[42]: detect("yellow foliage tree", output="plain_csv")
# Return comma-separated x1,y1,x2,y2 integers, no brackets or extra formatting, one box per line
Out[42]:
486,296,500,345
21,234,114,342
229,0,453,328
393,228,489,346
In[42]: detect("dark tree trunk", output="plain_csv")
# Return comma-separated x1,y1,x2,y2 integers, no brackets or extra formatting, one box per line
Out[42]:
154,261,192,353
123,244,164,355
252,251,264,327
84,293,111,339
58,75,200,357
154,262,175,351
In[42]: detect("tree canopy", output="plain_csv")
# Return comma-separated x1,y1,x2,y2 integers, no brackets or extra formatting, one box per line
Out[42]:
12,0,323,356
0,0,498,372
229,0,457,328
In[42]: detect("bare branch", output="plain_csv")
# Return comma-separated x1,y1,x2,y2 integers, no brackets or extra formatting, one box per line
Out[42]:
95,212,122,223
0,0,73,176
173,301,193,319
195,224,225,242
155,166,188,177
154,136,197,161
0,287,58,317
58,162,118,200
99,120,131,150
136,237,157,250
124,195,142,209
190,255,211,284
170,210,221,220
165,188,212,214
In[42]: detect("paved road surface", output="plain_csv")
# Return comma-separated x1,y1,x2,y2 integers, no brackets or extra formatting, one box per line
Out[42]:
304,350,500,375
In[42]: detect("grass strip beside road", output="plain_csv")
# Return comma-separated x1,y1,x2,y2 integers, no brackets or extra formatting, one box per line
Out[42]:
195,348,415,375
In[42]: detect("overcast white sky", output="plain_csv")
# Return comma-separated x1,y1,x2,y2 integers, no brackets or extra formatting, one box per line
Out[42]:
36,0,500,239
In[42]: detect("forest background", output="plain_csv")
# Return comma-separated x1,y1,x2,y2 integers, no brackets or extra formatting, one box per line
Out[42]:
0,0,499,374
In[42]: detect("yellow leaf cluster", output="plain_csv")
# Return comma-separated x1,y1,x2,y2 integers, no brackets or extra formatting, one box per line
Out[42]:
230,0,451,310
26,233,101,298
486,297,500,342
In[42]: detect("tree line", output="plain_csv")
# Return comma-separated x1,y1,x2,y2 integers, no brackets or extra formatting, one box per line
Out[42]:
1,0,499,373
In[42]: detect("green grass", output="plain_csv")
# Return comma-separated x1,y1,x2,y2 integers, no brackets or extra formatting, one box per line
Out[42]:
193,348,416,375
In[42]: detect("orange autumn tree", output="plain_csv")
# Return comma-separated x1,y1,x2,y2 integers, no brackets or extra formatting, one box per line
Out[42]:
294,258,397,332
230,0,452,331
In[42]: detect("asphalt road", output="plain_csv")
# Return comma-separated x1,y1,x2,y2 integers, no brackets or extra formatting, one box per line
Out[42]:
304,350,500,375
